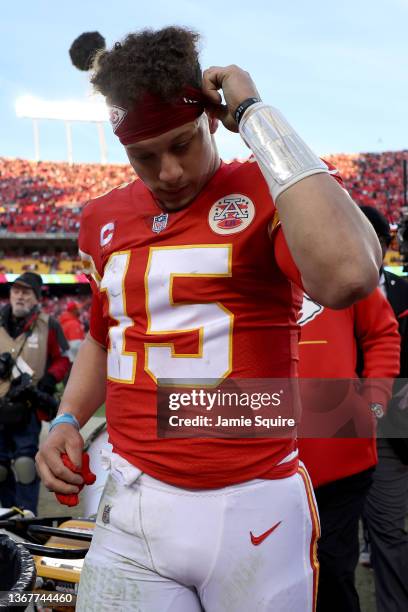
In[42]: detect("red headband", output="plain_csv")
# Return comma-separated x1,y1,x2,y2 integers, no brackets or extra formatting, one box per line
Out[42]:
108,86,206,145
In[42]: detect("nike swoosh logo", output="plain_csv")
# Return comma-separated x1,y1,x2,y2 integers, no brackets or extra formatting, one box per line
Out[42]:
250,521,282,545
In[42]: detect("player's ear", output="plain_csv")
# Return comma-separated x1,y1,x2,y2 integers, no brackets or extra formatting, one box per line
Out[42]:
205,110,219,134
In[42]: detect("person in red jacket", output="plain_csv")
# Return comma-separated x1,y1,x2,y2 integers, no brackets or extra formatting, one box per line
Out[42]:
297,287,400,612
59,301,85,361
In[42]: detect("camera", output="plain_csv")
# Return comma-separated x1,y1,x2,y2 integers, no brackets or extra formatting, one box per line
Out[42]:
31,384,59,418
0,370,59,426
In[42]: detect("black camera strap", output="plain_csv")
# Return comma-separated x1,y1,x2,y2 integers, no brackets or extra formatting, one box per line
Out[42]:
10,307,41,378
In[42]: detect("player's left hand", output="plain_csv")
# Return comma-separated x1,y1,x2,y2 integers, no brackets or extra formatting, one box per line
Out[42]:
202,65,260,132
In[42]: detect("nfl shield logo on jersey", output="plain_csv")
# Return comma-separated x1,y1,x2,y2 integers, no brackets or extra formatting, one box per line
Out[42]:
152,213,169,233
209,194,255,235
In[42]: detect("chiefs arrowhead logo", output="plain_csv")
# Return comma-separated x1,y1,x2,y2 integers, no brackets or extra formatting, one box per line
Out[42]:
298,294,324,326
108,105,127,133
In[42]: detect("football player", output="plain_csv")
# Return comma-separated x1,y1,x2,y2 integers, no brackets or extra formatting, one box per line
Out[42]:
36,27,381,611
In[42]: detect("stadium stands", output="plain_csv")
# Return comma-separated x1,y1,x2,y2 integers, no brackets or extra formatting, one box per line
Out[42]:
1,152,407,234
326,150,408,222
0,157,134,234
0,252,82,274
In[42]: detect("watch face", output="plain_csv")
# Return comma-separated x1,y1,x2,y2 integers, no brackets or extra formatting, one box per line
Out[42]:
370,403,384,419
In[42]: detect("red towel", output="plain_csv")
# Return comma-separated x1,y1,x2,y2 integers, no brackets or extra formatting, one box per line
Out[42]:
55,452,96,507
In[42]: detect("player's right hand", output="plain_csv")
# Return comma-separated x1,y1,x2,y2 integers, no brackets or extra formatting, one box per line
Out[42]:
35,424,84,494
202,64,260,132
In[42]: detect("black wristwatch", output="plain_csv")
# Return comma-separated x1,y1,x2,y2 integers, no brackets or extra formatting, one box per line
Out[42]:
234,97,262,125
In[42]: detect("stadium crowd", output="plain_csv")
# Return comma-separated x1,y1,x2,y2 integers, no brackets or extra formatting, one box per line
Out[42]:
0,250,82,274
0,151,407,233
326,150,408,222
0,157,133,233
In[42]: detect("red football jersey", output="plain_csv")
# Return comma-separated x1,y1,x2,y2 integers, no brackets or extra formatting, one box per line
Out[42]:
79,158,306,488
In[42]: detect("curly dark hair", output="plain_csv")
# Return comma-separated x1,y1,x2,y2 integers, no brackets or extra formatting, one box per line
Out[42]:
90,26,202,108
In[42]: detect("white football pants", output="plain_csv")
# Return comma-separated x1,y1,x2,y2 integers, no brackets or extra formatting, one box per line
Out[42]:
77,458,319,612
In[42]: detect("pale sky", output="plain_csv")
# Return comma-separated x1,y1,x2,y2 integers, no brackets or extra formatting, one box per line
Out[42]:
1,0,407,164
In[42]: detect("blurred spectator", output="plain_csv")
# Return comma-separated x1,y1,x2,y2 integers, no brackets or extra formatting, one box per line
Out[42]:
59,301,85,361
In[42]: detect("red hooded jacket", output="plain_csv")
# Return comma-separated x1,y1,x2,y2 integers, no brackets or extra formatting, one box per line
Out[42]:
59,311,85,342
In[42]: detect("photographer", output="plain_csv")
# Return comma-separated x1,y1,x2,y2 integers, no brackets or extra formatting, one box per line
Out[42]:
0,272,70,514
